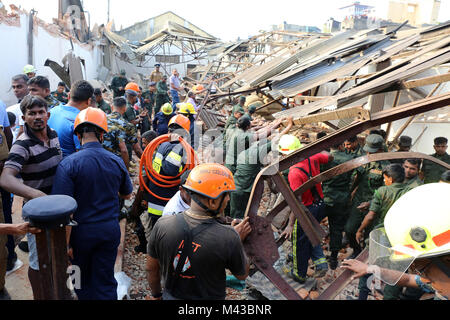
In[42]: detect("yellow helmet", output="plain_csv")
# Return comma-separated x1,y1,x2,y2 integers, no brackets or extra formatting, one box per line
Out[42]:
177,102,197,115
161,103,173,116
278,135,303,155
368,183,450,285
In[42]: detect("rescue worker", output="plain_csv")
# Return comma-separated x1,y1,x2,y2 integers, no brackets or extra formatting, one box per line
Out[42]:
230,117,293,219
102,97,134,169
403,159,423,189
421,137,450,184
225,116,284,175
51,82,69,104
142,114,191,244
344,135,365,158
176,102,196,146
23,65,37,79
141,82,156,116
342,183,450,301
222,104,245,160
28,76,61,110
281,140,334,283
320,142,354,270
155,75,170,115
246,105,257,121
146,163,251,300
390,136,413,165
345,134,389,259
51,107,133,300
122,82,142,125
153,103,175,136
94,88,111,114
110,70,129,98
150,64,163,83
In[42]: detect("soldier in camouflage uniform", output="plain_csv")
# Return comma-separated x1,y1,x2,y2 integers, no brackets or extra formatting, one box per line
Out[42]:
94,88,111,114
344,135,366,158
155,76,170,115
421,137,450,184
110,70,129,98
403,158,423,189
102,97,139,170
141,82,156,114
321,142,354,270
344,134,389,259
51,82,69,104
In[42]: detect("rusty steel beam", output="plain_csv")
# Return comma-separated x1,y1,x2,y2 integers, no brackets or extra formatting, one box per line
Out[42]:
243,92,450,300
317,248,369,300
266,152,450,224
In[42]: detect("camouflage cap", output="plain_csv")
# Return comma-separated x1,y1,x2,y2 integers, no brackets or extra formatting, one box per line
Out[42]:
364,134,384,153
398,135,412,147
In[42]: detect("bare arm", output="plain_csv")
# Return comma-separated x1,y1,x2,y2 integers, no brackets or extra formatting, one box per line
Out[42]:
356,211,377,243
3,126,13,149
0,222,41,235
133,142,143,159
146,255,163,299
0,167,46,200
118,141,130,170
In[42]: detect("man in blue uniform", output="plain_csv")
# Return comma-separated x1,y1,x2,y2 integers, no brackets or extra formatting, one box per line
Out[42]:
51,107,133,300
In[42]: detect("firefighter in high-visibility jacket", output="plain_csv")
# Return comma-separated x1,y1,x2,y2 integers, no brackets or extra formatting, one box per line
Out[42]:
141,114,192,243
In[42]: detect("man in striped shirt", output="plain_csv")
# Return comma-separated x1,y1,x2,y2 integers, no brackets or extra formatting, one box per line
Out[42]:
0,95,62,300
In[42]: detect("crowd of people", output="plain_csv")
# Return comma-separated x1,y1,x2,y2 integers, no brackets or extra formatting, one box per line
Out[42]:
0,63,448,301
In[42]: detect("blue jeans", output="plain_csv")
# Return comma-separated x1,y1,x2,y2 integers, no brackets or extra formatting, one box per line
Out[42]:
292,201,328,279
170,90,180,105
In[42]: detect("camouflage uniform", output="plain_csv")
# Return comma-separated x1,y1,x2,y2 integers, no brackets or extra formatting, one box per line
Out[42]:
422,152,450,184
346,144,366,159
102,112,138,159
51,91,68,104
97,99,112,114
45,94,61,110
321,149,353,254
141,90,155,113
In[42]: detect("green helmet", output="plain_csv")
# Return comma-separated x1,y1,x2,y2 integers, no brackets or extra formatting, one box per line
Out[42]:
278,135,303,155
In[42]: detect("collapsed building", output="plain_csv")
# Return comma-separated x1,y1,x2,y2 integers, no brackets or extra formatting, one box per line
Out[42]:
1,0,449,301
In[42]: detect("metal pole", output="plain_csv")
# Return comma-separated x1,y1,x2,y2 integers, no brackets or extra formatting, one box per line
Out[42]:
107,0,110,23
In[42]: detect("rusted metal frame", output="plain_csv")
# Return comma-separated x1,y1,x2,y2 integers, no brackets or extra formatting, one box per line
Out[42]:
317,248,369,300
242,93,450,300
390,82,442,147
267,152,450,227
271,172,326,247
49,228,72,299
36,231,54,299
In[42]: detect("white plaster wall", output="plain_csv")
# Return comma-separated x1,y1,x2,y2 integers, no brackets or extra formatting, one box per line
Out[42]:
0,13,101,107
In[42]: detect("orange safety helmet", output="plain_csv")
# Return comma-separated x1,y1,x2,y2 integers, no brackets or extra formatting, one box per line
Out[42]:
183,163,236,199
125,82,140,94
168,114,191,133
74,107,109,133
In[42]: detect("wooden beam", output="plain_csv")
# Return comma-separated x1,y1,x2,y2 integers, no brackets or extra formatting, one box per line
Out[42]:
402,71,450,89
292,105,370,126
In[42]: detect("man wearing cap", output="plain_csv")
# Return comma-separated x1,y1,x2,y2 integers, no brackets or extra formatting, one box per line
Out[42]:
421,136,450,184
110,70,129,98
94,89,111,114
345,134,390,260
321,142,354,270
150,64,163,84
155,75,170,115
390,135,412,164
246,105,257,122
123,85,141,126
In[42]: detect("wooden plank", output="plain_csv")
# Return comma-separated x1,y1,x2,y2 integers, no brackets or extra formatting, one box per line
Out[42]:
402,71,450,89
292,105,370,126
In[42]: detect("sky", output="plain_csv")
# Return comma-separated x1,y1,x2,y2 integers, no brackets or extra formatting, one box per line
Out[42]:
1,0,450,41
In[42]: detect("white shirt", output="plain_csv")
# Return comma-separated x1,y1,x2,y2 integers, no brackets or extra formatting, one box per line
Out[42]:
6,103,23,143
163,191,190,216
